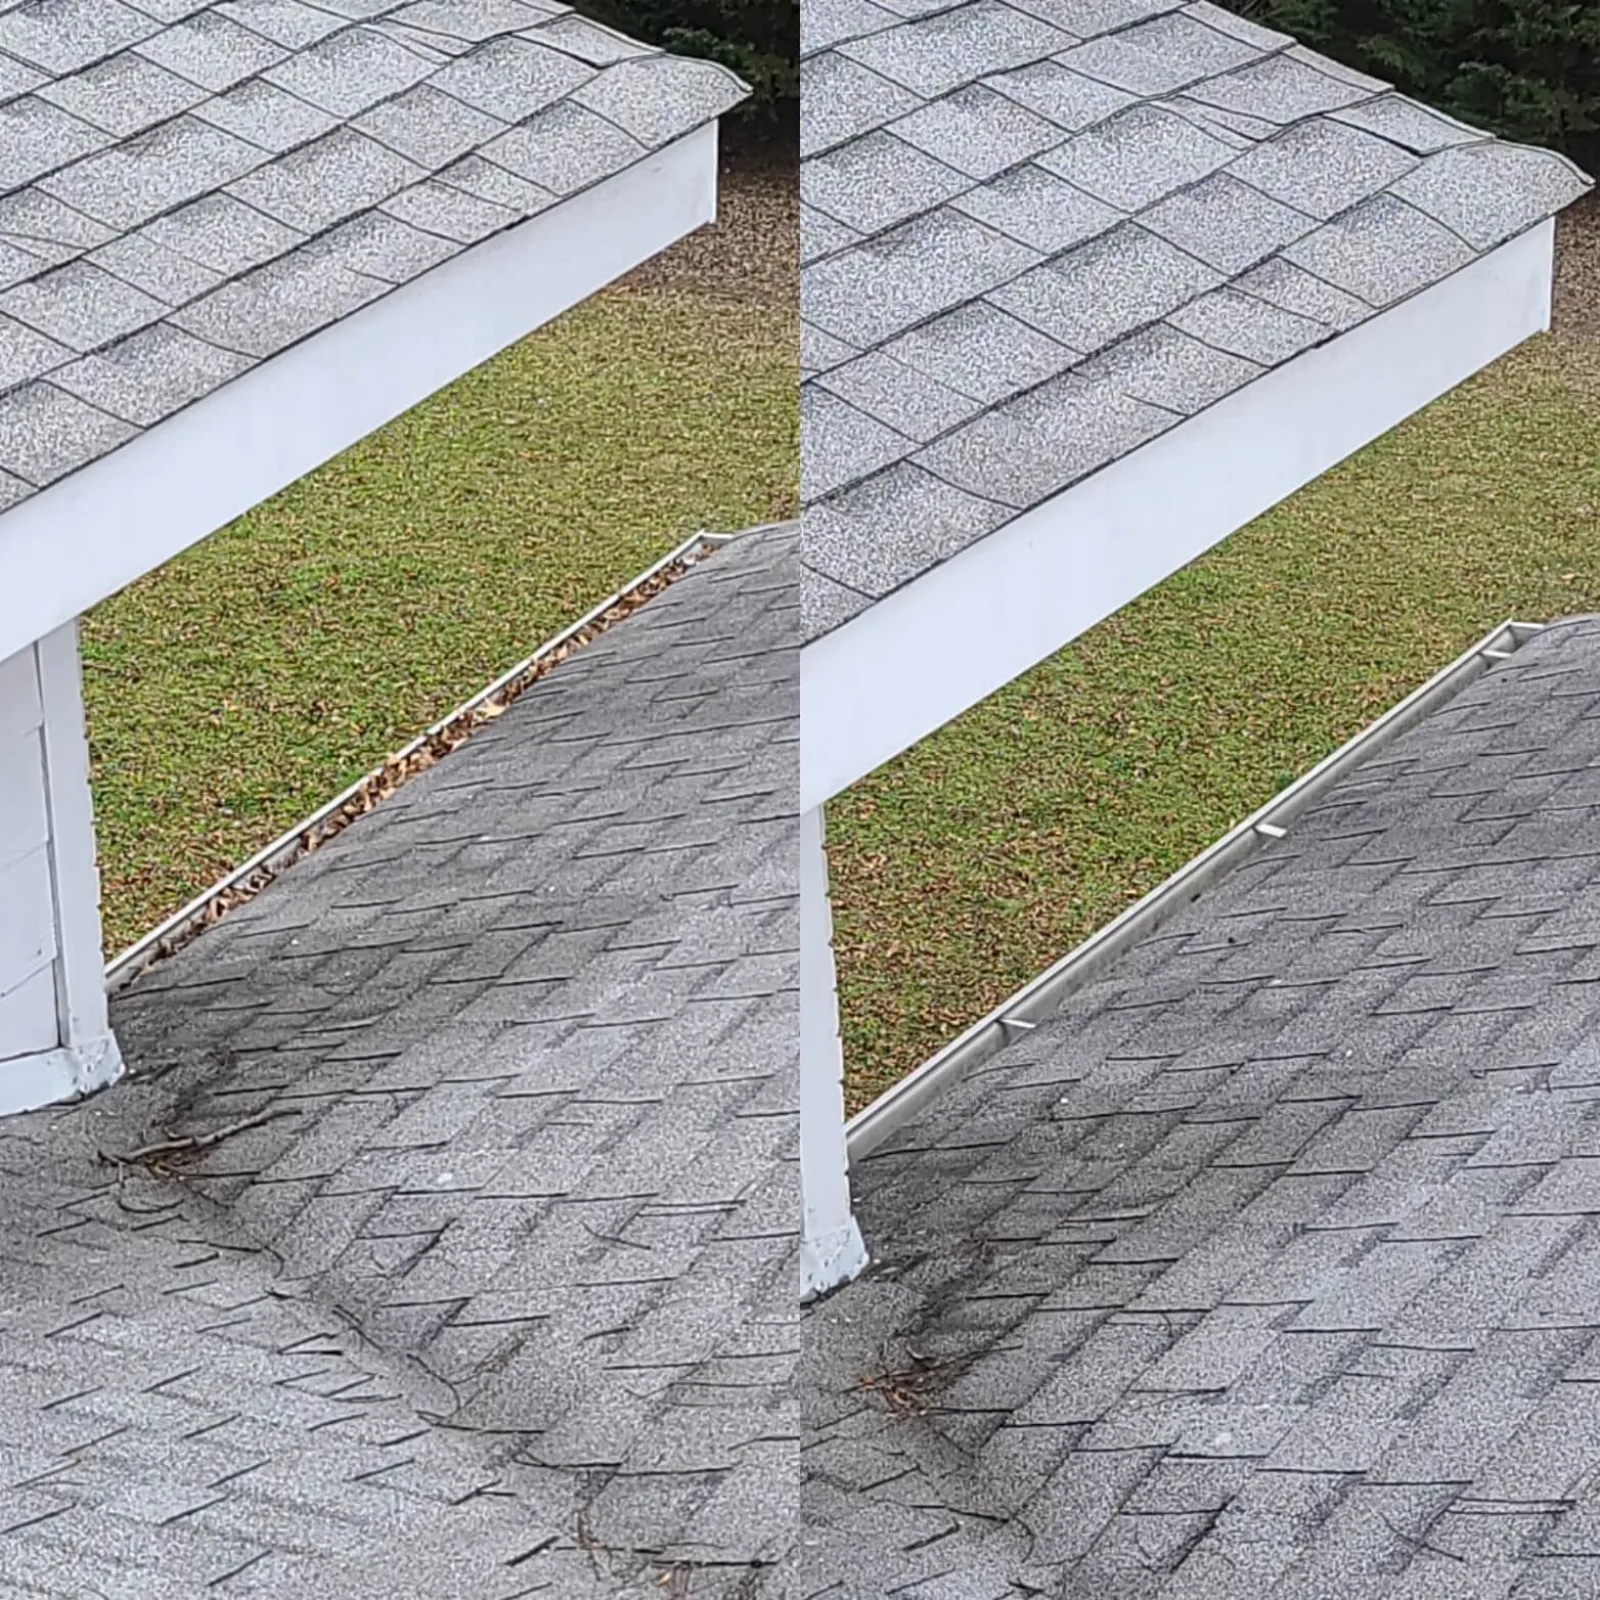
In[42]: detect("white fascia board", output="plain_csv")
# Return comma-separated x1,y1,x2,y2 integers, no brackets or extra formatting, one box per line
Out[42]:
800,218,1556,814
0,122,719,668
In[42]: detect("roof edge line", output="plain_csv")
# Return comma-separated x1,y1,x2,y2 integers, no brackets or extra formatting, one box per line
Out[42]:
845,616,1545,1161
104,526,723,994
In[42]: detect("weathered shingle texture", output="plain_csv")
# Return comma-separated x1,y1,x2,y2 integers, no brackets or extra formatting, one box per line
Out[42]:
799,0,1591,641
802,615,1600,1597
0,524,796,1597
0,0,744,510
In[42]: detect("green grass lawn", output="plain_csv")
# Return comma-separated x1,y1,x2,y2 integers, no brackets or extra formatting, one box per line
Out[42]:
828,332,1600,1113
85,285,796,954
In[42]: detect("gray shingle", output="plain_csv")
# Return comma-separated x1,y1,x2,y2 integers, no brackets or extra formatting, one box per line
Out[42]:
1390,141,1591,250
817,348,984,441
388,0,556,38
51,321,250,424
434,153,554,214
1010,0,1180,35
262,24,435,117
890,84,1063,181
431,35,593,119
802,0,899,57
1185,49,1369,125
803,131,968,238
800,50,921,157
1057,10,1264,98
1076,319,1261,413
88,228,224,303
0,381,136,485
1140,170,1317,274
481,100,644,196
1226,115,1420,220
801,318,858,377
1234,254,1371,330
1283,192,1475,307
879,298,1078,403
0,186,115,250
916,365,1174,507
1169,284,1330,364
800,202,862,264
990,221,1221,354
192,77,340,151
0,241,47,293
0,96,111,191
804,207,1040,348
801,384,912,501
142,191,305,275
571,54,744,144
225,128,424,232
801,566,870,636
0,0,160,75
33,50,210,137
1331,91,1487,154
0,313,71,393
380,178,519,242
133,10,289,90
300,209,456,283
536,16,656,66
170,249,387,356
804,460,1009,598
352,82,507,169
952,163,1122,254
213,0,347,48
38,115,268,230
836,1,1075,99
983,57,1136,132
1037,102,1239,210
0,259,165,350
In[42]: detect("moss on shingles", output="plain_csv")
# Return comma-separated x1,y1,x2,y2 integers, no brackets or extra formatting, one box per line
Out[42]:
85,286,797,954
829,332,1600,1113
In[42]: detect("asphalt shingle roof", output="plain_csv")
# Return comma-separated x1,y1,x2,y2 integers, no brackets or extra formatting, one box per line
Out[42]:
801,614,1600,1597
798,0,1593,642
0,523,796,1598
0,0,745,508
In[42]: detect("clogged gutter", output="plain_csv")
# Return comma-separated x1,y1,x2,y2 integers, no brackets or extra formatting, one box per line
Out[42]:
107,529,733,992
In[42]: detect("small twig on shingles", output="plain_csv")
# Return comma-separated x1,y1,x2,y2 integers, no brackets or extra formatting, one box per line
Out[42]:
1381,1515,1465,1564
577,1508,610,1583
580,1219,652,1251
655,1561,692,1597
97,1107,299,1168
856,1341,973,1417
108,1161,183,1217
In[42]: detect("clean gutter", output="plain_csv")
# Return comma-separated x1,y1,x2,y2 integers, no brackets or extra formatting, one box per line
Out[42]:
846,618,1547,1162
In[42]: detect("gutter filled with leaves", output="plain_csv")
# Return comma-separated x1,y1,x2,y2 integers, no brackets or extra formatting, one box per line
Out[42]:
106,527,739,993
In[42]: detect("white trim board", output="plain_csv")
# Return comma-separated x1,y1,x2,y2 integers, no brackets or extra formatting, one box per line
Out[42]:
0,123,720,669
800,804,869,1301
799,220,1556,814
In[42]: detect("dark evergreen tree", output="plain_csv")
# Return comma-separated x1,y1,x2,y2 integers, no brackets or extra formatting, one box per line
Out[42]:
1225,0,1600,162
584,0,796,131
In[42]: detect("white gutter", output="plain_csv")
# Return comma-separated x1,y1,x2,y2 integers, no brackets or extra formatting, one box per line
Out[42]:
846,618,1547,1161
105,526,752,991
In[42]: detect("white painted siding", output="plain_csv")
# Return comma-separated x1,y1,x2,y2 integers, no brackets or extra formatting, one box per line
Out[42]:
0,643,57,1064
